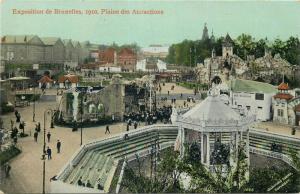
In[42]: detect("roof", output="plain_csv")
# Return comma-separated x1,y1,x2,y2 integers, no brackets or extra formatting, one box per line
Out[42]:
229,79,277,94
1,35,36,44
72,41,81,48
118,48,135,55
63,39,74,47
58,74,79,83
183,94,240,121
41,37,60,46
141,46,169,53
278,82,289,90
38,75,54,83
222,33,233,46
273,93,294,100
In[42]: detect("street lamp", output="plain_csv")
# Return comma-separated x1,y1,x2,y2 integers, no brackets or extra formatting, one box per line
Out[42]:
30,84,36,122
79,88,89,146
42,108,53,194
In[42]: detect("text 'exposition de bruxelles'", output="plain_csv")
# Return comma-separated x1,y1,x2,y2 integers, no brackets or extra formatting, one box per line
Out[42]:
12,9,164,15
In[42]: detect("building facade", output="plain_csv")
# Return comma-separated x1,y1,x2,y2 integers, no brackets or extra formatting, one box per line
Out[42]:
273,82,300,126
0,35,94,70
228,79,277,121
117,48,137,72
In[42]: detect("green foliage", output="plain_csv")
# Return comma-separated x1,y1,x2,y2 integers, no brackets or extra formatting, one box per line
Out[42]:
122,144,300,193
109,42,141,53
178,82,208,90
5,64,32,70
0,145,21,166
166,35,300,66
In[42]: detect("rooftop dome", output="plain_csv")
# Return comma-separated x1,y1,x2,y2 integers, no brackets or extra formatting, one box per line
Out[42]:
183,94,240,122
278,82,289,90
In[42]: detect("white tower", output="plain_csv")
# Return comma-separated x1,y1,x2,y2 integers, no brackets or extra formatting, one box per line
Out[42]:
222,34,233,58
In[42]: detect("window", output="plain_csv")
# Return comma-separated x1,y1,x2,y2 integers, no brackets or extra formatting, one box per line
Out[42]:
246,106,251,110
258,106,262,109
255,93,264,100
277,109,284,117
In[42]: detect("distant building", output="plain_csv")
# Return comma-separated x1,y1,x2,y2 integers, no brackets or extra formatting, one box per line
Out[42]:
1,35,45,64
0,35,91,70
200,34,248,85
117,48,137,72
273,82,300,126
228,79,277,121
222,34,234,58
58,74,79,89
136,59,166,72
141,45,169,59
41,37,65,65
98,48,117,65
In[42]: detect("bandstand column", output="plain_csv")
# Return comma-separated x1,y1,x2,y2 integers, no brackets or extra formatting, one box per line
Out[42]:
235,131,239,162
201,133,204,163
229,132,236,167
206,133,210,165
181,126,185,157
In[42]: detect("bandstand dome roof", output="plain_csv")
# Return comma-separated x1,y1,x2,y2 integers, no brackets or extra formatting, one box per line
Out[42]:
183,94,240,122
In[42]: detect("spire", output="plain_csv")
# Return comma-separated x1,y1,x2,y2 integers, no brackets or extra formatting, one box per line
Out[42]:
202,23,209,41
210,29,215,42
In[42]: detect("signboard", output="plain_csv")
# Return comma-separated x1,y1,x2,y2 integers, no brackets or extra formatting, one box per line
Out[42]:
33,64,39,70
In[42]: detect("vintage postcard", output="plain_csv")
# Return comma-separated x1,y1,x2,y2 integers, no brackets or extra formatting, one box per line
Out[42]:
0,0,300,193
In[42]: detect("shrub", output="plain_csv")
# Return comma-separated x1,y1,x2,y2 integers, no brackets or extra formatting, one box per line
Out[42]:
0,145,21,166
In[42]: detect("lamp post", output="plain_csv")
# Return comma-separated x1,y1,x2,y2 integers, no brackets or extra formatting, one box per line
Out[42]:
42,108,53,194
80,94,83,146
79,88,88,146
30,85,36,122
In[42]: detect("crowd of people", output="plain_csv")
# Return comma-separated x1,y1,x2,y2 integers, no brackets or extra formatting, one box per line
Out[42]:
123,106,173,126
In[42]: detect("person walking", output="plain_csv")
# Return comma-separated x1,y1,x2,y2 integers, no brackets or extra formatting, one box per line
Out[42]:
34,131,38,142
46,147,52,160
134,121,138,129
19,121,25,134
57,140,61,153
5,163,11,178
126,124,130,132
105,125,110,134
86,180,92,188
14,110,18,119
10,120,14,130
37,122,41,132
78,176,83,186
47,132,51,142
16,113,21,123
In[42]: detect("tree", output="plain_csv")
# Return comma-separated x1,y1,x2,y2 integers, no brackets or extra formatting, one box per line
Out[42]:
235,34,255,60
255,39,268,58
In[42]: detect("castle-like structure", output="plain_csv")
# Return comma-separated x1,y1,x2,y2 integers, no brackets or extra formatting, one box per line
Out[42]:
197,32,248,85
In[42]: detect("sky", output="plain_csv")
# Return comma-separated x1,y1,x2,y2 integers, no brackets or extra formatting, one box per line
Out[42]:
1,0,300,47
